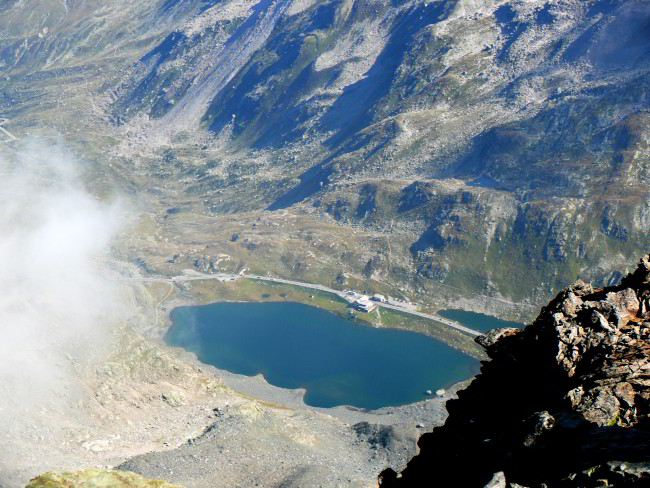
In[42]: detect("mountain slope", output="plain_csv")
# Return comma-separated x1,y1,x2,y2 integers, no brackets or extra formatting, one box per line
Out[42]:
1,0,649,314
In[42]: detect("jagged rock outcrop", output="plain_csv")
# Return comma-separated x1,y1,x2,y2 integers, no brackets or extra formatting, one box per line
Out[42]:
380,255,650,487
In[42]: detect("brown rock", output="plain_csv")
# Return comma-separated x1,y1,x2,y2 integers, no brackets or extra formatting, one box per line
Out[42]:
475,327,521,350
380,254,650,488
576,387,621,426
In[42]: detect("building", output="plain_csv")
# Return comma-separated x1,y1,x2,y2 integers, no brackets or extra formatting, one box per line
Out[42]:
352,296,377,313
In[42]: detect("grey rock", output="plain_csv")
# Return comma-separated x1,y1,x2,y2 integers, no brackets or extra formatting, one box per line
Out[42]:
483,471,506,488
522,411,555,447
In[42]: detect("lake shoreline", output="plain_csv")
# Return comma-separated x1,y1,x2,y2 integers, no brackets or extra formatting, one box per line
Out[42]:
437,308,524,333
146,287,484,426
152,275,488,359
165,301,479,409
169,340,475,427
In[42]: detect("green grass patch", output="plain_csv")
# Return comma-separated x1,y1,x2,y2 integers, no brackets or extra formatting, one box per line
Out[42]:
182,277,486,359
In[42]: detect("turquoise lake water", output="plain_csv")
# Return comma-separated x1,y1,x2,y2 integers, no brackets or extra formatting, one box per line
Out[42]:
438,309,525,333
165,301,480,409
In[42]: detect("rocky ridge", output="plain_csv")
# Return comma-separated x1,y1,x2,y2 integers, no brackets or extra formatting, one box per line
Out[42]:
380,254,650,487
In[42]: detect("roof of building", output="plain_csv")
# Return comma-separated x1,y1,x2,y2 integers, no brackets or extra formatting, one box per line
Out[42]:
353,297,377,312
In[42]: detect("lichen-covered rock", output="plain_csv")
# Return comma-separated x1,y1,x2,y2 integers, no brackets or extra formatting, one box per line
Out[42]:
26,469,181,487
162,391,185,408
380,255,650,487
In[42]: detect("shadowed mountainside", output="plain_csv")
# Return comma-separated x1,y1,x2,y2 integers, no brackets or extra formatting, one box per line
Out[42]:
380,254,650,487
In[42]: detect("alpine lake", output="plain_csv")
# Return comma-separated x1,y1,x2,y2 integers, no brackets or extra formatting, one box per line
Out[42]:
165,302,523,410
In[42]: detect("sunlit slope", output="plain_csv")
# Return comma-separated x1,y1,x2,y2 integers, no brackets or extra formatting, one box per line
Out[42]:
1,0,649,309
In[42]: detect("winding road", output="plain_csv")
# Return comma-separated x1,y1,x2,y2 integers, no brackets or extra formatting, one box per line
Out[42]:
245,274,482,336
122,270,482,337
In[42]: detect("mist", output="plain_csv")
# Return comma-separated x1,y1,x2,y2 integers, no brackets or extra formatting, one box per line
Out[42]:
0,140,129,418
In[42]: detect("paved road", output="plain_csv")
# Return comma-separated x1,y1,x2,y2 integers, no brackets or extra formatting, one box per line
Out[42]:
0,118,18,144
122,271,482,337
377,303,482,336
246,275,481,336
117,271,240,284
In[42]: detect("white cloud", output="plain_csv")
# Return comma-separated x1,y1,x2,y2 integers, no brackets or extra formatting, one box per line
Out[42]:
0,140,128,415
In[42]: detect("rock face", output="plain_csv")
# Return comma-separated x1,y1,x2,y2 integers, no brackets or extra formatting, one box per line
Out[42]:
380,255,650,487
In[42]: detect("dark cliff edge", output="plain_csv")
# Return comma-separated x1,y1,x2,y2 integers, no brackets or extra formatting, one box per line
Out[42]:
380,255,650,487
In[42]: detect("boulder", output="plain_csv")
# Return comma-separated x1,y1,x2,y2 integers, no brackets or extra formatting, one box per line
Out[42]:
26,469,181,487
483,472,506,488
162,391,185,407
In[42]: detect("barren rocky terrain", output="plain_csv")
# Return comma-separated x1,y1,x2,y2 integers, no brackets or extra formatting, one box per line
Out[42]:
0,273,457,487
